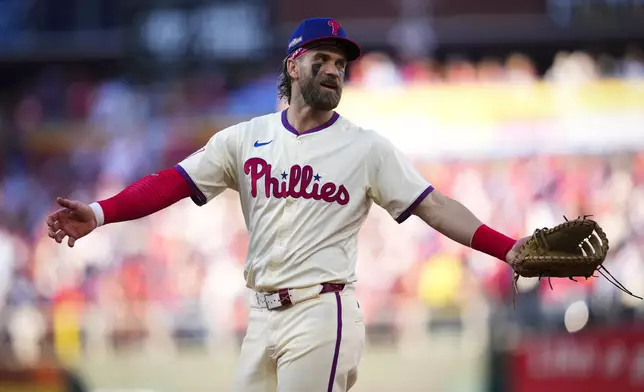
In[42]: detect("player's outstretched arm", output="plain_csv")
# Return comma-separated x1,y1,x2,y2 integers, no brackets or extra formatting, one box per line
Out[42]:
412,189,529,263
46,167,192,247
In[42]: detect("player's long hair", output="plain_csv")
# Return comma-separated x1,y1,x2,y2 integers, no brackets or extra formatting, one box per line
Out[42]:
277,57,292,104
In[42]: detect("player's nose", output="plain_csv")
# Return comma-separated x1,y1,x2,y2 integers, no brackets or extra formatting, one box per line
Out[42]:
322,63,341,78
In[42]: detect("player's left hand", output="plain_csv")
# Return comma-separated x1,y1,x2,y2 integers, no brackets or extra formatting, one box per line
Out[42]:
505,235,531,265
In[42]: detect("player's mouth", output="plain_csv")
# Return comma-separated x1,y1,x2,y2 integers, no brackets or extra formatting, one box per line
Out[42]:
320,80,339,91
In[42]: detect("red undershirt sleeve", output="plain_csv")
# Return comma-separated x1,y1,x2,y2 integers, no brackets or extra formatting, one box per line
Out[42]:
96,167,192,225
92,124,240,226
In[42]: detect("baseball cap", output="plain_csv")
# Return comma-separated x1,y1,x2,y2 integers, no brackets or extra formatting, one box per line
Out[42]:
286,18,361,61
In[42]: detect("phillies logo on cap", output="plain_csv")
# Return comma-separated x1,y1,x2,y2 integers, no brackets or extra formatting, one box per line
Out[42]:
328,20,341,35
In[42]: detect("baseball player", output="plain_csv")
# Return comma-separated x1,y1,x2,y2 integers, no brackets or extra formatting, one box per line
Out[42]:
46,17,529,392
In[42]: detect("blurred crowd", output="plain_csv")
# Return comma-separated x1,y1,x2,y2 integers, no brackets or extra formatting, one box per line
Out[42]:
1,48,644,366
353,46,644,87
2,45,644,131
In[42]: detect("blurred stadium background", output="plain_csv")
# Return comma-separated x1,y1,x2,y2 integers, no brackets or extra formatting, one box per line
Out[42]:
1,0,644,391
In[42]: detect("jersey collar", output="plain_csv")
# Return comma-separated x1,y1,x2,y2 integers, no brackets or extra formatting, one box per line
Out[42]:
281,109,340,136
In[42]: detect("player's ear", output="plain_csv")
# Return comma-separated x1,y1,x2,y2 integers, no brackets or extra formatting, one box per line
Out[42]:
287,58,299,80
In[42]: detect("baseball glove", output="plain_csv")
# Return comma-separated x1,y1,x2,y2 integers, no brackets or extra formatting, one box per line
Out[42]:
510,215,642,300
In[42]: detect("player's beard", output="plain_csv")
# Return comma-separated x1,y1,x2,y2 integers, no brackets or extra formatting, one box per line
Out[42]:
299,74,342,111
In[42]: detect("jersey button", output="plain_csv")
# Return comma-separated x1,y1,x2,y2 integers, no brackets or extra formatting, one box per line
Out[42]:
297,140,302,145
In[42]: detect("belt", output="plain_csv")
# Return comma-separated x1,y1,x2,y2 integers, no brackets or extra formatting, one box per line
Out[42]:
254,283,346,310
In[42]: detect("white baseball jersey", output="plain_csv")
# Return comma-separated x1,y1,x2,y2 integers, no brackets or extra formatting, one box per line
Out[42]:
176,110,433,292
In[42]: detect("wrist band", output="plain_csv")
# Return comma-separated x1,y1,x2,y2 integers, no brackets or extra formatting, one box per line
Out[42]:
89,202,105,227
471,224,517,262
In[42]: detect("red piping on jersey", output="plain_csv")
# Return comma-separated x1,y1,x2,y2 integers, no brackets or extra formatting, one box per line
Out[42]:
281,109,340,136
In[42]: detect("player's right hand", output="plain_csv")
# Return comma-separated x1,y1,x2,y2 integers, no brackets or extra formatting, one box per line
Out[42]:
505,235,530,265
46,197,97,248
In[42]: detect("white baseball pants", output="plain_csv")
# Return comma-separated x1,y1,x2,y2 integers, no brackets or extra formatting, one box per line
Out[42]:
233,284,365,392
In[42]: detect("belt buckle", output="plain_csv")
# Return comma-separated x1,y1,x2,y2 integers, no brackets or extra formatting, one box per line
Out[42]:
256,289,291,310
256,292,280,310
